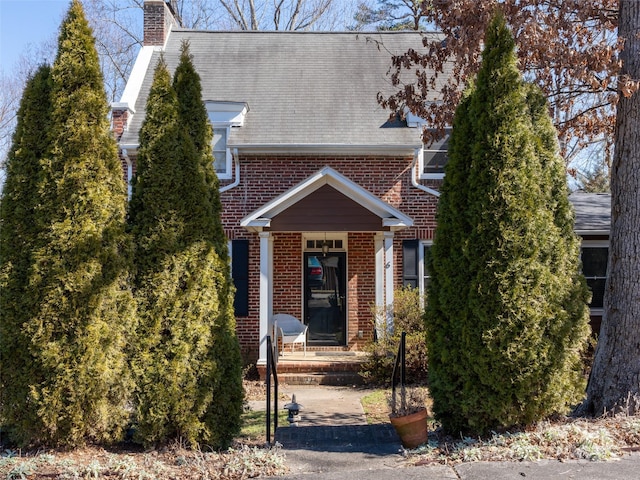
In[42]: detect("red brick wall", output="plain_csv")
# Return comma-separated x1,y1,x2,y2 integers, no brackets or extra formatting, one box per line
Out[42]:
117,152,439,357
347,232,376,349
143,0,174,46
113,109,131,184
111,109,128,141
221,155,440,356
273,233,303,319
221,155,439,237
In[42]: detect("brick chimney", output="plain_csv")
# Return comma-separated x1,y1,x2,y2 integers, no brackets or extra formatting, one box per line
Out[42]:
144,0,181,46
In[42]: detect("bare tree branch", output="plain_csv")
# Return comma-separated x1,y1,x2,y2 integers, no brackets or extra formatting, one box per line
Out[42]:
379,0,622,169
219,0,251,29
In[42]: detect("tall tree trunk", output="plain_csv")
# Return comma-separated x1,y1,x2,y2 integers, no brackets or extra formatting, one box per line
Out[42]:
585,0,640,415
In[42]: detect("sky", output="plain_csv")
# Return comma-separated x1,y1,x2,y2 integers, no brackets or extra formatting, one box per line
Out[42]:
0,0,70,73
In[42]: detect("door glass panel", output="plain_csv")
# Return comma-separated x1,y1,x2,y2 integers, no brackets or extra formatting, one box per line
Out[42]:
305,253,346,345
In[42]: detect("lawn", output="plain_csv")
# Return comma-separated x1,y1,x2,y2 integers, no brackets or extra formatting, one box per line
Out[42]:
238,408,289,444
361,386,432,424
360,389,390,424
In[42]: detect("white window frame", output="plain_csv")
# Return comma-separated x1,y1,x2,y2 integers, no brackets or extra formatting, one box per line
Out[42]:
302,233,348,253
206,101,248,181
404,104,449,180
418,240,433,300
419,129,450,181
212,125,232,180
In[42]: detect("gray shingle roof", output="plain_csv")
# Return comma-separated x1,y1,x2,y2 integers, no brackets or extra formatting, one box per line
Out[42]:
120,30,446,150
569,192,611,233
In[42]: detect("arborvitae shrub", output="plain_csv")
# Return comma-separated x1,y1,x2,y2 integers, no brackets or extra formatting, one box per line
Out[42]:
173,43,243,447
0,64,53,444
1,0,136,447
131,52,242,448
425,13,590,435
172,42,227,253
424,87,475,431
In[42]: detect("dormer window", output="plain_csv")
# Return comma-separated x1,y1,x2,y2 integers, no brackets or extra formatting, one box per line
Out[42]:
206,101,249,179
420,130,450,179
212,127,229,174
404,105,450,180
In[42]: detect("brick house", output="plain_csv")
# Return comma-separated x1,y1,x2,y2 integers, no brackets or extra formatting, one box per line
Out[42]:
112,1,608,368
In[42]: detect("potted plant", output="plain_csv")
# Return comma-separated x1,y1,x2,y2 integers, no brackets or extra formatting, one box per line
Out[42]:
389,385,429,449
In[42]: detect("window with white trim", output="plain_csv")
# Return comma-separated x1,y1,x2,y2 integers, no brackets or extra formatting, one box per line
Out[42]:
419,241,433,296
206,101,249,180
419,130,450,179
404,105,450,179
212,127,230,177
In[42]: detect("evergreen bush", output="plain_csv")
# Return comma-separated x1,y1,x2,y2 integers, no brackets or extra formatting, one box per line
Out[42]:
172,42,226,259
361,287,428,385
130,49,242,448
424,86,475,430
426,13,591,435
0,64,53,444
0,0,136,447
173,42,243,448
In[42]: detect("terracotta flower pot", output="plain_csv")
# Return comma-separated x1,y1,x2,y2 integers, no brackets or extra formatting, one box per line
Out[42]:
389,408,428,449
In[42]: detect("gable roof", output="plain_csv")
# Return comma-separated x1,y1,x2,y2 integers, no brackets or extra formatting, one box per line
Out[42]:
240,166,413,231
118,30,447,153
569,192,611,235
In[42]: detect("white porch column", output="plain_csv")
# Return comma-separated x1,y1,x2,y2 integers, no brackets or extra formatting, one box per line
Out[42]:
257,231,273,366
374,233,385,339
384,231,395,333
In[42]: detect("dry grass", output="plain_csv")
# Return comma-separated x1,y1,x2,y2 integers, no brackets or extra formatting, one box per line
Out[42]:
0,381,288,480
361,387,433,423
3,382,640,478
243,379,268,402
407,415,640,465
360,388,640,465
0,443,287,479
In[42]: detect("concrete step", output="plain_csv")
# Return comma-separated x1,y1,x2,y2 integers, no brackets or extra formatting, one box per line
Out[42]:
279,371,364,386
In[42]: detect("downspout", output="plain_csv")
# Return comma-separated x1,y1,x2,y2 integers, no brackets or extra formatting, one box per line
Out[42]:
411,147,440,197
122,148,133,199
220,148,240,193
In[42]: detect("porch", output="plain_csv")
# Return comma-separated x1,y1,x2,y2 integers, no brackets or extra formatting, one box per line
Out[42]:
240,167,414,367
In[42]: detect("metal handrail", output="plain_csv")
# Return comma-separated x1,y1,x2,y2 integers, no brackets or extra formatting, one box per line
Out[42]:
266,335,279,445
391,331,407,413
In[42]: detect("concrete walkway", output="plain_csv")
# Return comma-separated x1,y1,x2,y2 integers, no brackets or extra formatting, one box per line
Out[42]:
253,384,640,479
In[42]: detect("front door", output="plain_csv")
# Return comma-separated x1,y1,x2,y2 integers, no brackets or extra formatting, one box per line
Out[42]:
304,252,347,345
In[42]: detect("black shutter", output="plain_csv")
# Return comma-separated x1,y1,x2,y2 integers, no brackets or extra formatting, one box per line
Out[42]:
232,239,249,316
402,239,419,288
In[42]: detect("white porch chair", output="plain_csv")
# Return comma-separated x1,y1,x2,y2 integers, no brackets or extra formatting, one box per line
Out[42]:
271,313,308,356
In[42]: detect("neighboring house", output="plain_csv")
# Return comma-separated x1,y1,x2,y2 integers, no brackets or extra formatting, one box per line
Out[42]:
570,192,611,335
113,0,609,366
